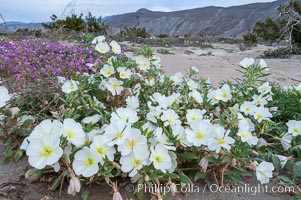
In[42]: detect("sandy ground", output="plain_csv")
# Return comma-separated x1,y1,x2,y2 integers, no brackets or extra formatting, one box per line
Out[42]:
153,43,301,87
0,43,299,199
0,143,292,200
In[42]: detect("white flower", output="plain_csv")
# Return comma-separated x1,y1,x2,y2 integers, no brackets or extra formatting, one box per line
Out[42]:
100,64,115,78
186,121,213,147
240,101,256,116
104,78,124,96
62,80,79,94
118,128,148,156
103,122,131,146
281,133,292,151
189,90,203,104
120,152,148,177
150,145,172,173
186,109,206,124
22,120,62,149
253,106,272,123
62,119,85,147
150,127,176,151
110,40,121,54
126,96,139,111
207,90,218,105
237,127,258,146
170,72,184,85
259,59,269,71
92,36,106,44
135,55,150,71
111,107,138,124
258,82,271,95
152,55,161,68
191,66,199,73
239,58,255,68
95,42,110,54
295,83,301,92
208,126,235,153
252,95,268,106
26,135,63,169
82,114,101,124
161,109,181,127
215,84,232,102
67,177,81,196
187,79,199,91
256,161,274,184
276,155,289,168
0,86,11,108
117,67,132,79
90,135,116,164
146,104,162,123
286,120,301,137
72,147,101,177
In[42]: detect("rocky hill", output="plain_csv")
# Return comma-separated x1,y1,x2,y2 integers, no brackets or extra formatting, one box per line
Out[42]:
105,0,290,37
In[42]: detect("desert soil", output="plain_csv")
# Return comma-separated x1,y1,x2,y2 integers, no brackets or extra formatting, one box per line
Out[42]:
153,43,301,87
0,43,299,200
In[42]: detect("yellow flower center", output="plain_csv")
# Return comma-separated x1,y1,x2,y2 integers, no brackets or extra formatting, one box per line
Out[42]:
105,69,112,76
120,72,126,78
132,159,142,167
69,84,75,90
96,146,106,155
195,132,205,139
40,146,53,158
246,107,251,112
221,92,228,98
128,140,137,149
191,116,197,121
154,155,163,164
293,128,300,133
84,157,95,167
112,83,118,90
256,113,263,119
66,130,75,139
115,131,123,139
217,137,225,145
167,118,174,124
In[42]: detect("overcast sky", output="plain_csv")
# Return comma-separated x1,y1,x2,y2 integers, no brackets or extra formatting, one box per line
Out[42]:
0,0,276,23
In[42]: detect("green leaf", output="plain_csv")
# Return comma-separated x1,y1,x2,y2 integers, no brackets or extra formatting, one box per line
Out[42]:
194,172,206,182
180,174,192,184
81,190,90,200
279,175,294,185
15,149,24,162
180,152,198,160
293,161,301,178
168,173,180,180
205,156,218,163
272,155,281,171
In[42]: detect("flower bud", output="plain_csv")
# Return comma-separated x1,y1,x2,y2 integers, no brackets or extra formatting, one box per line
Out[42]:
67,177,81,196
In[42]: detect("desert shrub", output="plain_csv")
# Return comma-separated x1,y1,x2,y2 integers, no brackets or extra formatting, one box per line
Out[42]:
156,34,169,38
253,18,284,42
116,26,150,41
261,47,301,58
156,48,174,54
1,36,301,200
42,12,107,35
243,32,258,47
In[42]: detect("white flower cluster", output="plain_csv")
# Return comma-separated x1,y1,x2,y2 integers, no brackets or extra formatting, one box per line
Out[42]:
20,37,301,193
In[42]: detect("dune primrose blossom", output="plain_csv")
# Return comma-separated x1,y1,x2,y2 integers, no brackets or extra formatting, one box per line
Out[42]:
72,147,101,177
26,134,63,169
0,86,11,108
62,119,86,147
256,161,274,184
62,80,79,94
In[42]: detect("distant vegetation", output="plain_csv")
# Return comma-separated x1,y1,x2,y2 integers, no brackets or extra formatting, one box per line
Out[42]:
243,0,301,57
